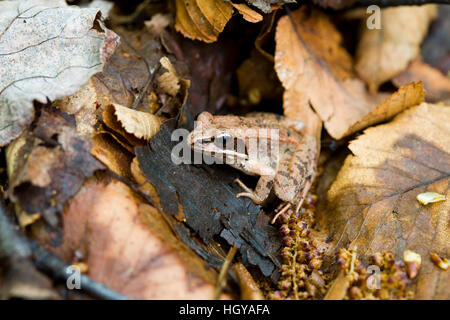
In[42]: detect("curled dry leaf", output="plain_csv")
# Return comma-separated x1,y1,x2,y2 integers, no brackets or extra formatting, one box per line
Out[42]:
91,132,135,182
41,179,226,299
105,103,161,142
231,3,263,23
356,5,438,93
0,0,119,146
275,8,425,140
174,0,233,43
158,57,184,97
341,82,426,138
393,60,450,103
317,103,450,299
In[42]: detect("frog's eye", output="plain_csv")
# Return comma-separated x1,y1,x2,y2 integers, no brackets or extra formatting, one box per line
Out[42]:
213,134,232,148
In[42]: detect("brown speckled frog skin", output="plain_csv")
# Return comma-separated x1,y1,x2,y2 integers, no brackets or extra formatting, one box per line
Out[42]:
187,111,317,208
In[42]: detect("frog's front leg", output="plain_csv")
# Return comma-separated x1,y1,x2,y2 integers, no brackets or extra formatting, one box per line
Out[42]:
234,175,274,205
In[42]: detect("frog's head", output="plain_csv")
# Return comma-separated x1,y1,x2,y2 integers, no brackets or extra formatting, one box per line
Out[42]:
187,112,248,162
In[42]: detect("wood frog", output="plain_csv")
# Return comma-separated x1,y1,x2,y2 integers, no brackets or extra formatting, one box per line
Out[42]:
187,112,318,223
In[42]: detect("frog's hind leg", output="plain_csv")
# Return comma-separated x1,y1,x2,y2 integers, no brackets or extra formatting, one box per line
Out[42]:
234,175,274,205
293,177,314,213
273,139,317,204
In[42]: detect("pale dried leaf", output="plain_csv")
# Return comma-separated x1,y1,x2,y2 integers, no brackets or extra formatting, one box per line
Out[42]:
145,13,172,33
318,103,450,299
275,8,425,140
356,5,438,93
112,103,161,141
232,3,263,23
340,82,426,138
53,81,98,136
158,57,181,97
0,0,119,146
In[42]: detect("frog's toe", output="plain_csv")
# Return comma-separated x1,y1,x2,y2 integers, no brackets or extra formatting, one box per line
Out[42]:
236,192,264,205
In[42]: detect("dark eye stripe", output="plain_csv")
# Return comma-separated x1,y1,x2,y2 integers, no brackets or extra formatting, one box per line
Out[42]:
200,138,213,144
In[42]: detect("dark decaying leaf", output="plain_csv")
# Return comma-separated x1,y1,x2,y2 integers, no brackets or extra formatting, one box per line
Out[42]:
177,36,241,116
7,107,104,227
0,0,119,146
136,121,283,279
310,0,357,9
91,28,164,112
421,5,450,74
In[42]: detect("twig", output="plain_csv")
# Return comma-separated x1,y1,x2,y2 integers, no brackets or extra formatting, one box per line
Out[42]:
30,242,129,300
0,201,31,262
0,199,128,300
214,246,237,299
131,62,161,110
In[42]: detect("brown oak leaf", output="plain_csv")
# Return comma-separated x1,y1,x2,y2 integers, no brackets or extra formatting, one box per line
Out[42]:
317,103,450,299
275,7,425,140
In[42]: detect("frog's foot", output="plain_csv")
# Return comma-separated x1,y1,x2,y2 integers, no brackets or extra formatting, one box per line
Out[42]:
234,178,265,205
271,202,291,224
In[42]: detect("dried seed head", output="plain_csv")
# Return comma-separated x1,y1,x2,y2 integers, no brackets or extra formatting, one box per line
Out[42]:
283,236,294,247
403,250,421,279
308,258,322,270
305,281,317,297
281,248,292,261
279,280,292,290
280,224,290,236
370,252,383,267
349,286,362,299
430,252,449,271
